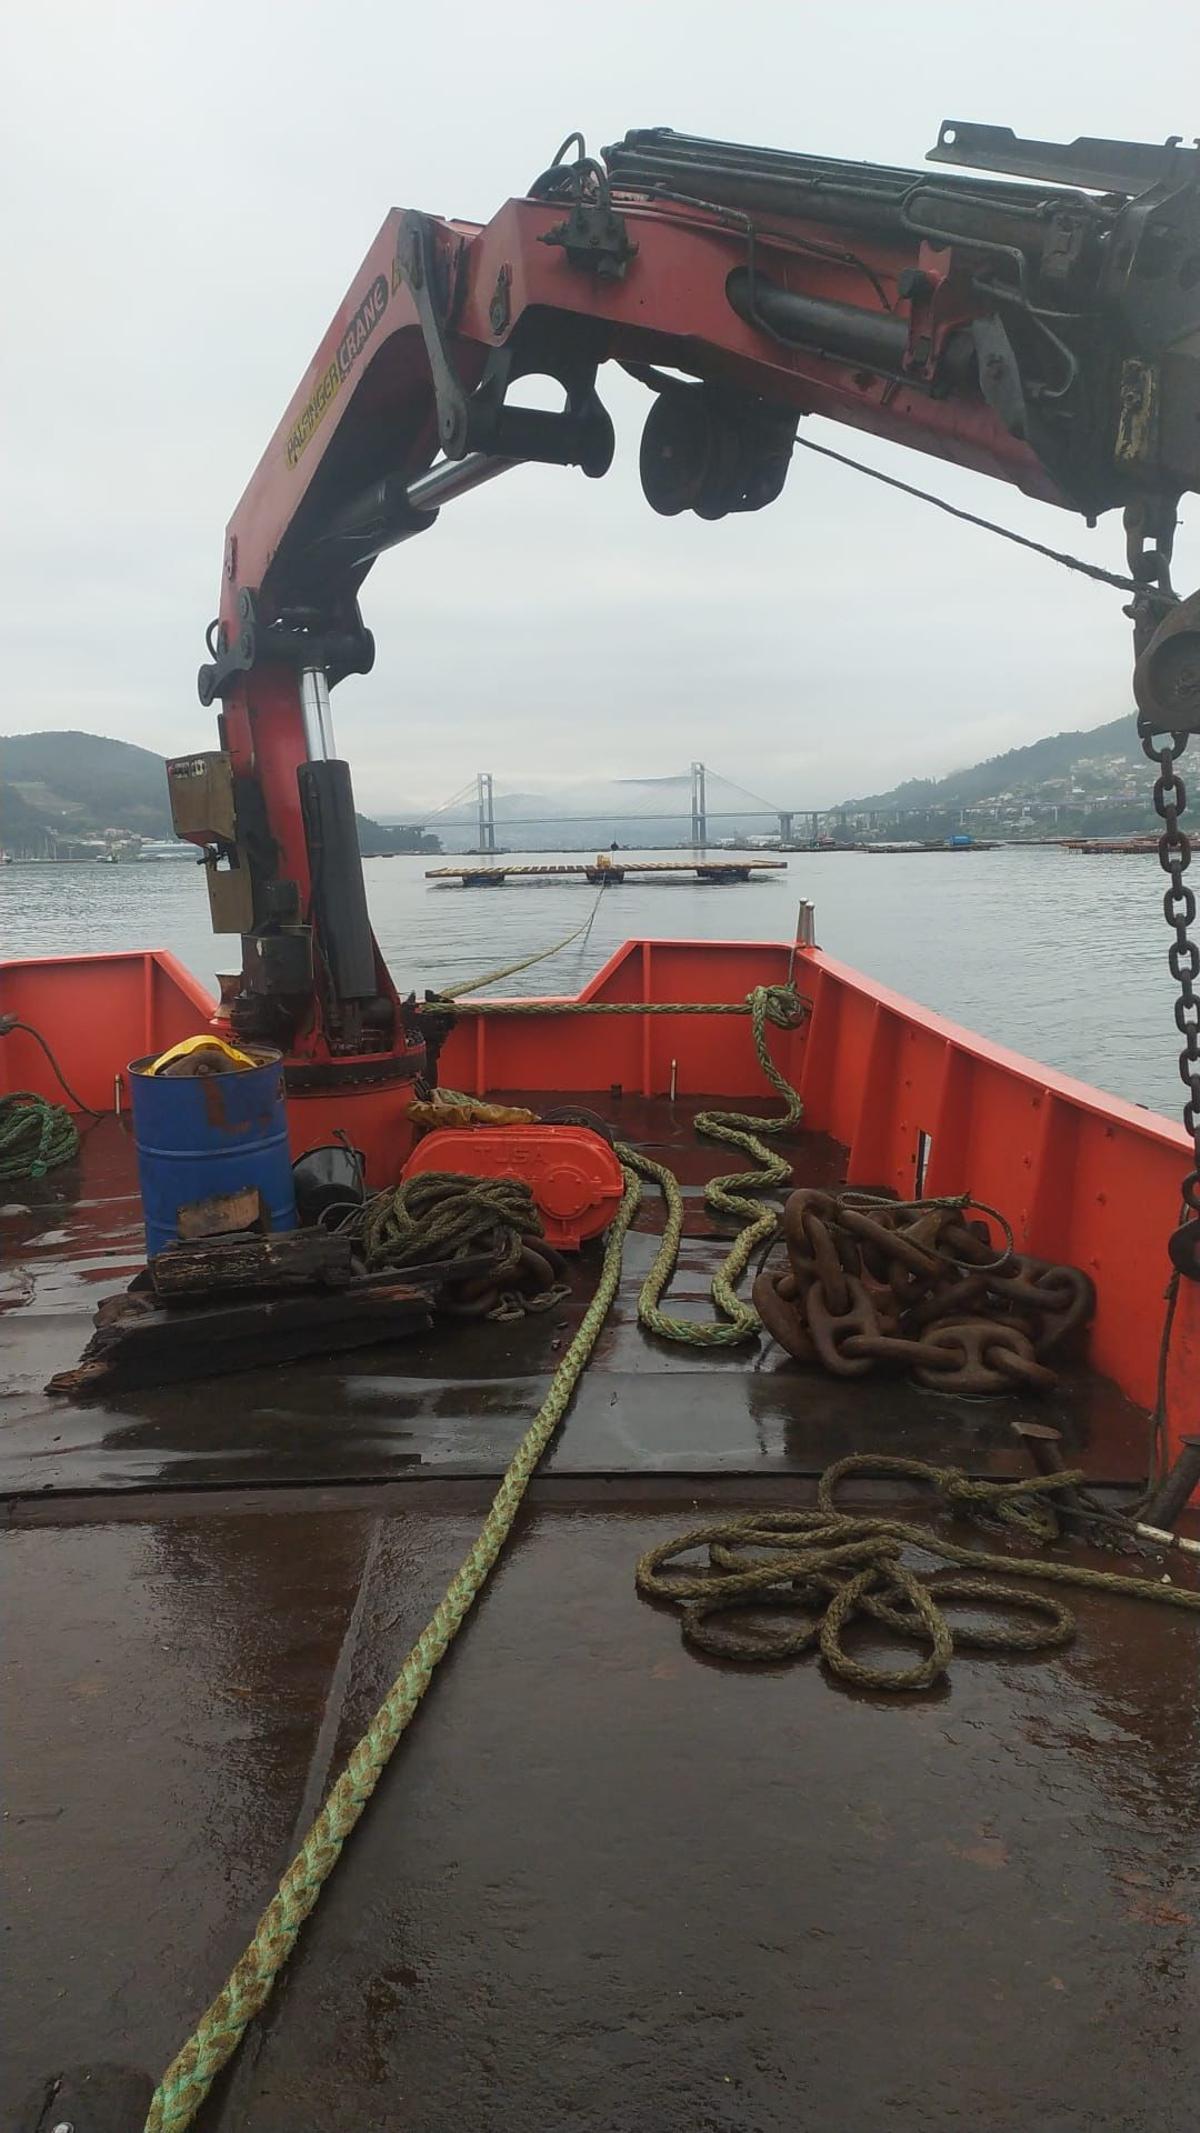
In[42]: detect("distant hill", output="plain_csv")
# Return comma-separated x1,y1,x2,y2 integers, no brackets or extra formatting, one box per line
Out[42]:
2,730,174,839
0,730,438,858
2,716,1156,860
842,715,1141,812
383,726,1156,850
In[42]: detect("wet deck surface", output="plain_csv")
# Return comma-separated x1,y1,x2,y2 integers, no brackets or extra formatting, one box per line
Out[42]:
0,1108,1150,1499
6,1494,1199,2130
3,1107,1198,2127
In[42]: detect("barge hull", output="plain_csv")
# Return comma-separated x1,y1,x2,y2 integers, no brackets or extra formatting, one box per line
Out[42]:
2,935,1197,2127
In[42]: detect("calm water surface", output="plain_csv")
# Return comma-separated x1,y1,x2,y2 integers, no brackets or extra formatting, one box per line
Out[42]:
0,848,1184,1119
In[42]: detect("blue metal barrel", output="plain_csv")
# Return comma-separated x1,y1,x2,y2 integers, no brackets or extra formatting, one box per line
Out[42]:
127,1047,297,1258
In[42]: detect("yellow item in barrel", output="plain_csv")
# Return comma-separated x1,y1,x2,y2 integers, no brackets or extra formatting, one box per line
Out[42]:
149,1034,258,1078
408,1094,538,1130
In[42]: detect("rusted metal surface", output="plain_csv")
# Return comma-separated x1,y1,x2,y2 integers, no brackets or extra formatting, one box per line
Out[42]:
1144,1434,1200,1531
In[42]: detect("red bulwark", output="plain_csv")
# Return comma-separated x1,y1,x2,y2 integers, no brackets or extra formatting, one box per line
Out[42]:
1,938,1195,1481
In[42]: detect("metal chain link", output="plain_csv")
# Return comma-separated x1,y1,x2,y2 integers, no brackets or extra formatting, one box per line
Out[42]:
754,1189,1092,1394
1126,501,1200,1279
1139,725,1200,1274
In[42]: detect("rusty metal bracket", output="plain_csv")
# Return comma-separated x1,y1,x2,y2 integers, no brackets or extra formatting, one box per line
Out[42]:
393,213,615,474
394,213,474,457
539,192,638,279
1134,584,1200,736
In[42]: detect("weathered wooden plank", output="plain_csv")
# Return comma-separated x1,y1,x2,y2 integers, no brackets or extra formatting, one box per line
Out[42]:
46,1280,433,1395
151,1227,354,1301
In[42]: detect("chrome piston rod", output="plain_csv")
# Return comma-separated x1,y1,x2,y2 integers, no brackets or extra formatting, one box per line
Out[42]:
300,665,336,760
405,453,519,513
296,456,520,728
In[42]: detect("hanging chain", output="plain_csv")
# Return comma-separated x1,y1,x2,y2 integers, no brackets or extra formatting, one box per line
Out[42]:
1126,501,1200,1279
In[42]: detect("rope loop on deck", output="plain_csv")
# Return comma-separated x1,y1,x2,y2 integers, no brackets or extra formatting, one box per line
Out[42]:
347,1171,572,1319
637,1454,1200,1692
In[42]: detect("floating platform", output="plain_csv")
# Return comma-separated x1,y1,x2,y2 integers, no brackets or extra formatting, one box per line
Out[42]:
863,840,997,855
1065,838,1158,855
425,859,789,886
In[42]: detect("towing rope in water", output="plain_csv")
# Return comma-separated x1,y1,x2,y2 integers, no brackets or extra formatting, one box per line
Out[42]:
143,981,804,2130
435,881,606,998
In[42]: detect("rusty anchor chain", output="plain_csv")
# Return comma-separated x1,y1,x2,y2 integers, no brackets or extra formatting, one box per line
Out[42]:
752,1188,1095,1395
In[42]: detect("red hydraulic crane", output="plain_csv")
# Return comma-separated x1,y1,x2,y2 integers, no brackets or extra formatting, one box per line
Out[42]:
169,120,1200,1199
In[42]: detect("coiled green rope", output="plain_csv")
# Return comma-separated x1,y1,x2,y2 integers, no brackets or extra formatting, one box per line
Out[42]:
638,1453,1200,1693
353,1171,542,1279
0,1091,79,1181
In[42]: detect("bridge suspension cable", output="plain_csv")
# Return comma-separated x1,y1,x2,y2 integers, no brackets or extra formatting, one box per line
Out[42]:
704,766,789,816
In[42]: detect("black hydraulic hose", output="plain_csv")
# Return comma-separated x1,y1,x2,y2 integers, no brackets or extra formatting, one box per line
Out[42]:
725,267,909,366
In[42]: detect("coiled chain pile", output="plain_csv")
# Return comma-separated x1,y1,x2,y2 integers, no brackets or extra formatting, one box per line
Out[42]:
753,1188,1095,1395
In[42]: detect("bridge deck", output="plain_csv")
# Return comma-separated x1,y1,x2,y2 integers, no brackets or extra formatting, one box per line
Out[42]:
426,859,789,882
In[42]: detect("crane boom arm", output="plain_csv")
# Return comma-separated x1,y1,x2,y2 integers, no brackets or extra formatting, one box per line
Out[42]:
174,121,1200,1083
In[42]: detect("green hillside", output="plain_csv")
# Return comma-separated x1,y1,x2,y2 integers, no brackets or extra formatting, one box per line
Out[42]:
2,730,174,839
0,729,438,858
844,715,1140,812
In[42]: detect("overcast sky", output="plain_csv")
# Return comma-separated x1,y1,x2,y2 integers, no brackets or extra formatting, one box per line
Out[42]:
3,0,1196,813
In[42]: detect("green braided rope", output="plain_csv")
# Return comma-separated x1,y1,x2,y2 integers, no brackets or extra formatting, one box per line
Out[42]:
352,1172,542,1280
638,1453,1200,1692
144,1163,645,2133
437,884,605,999
145,981,802,2125
436,997,758,1015
617,982,804,1347
0,1091,79,1181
